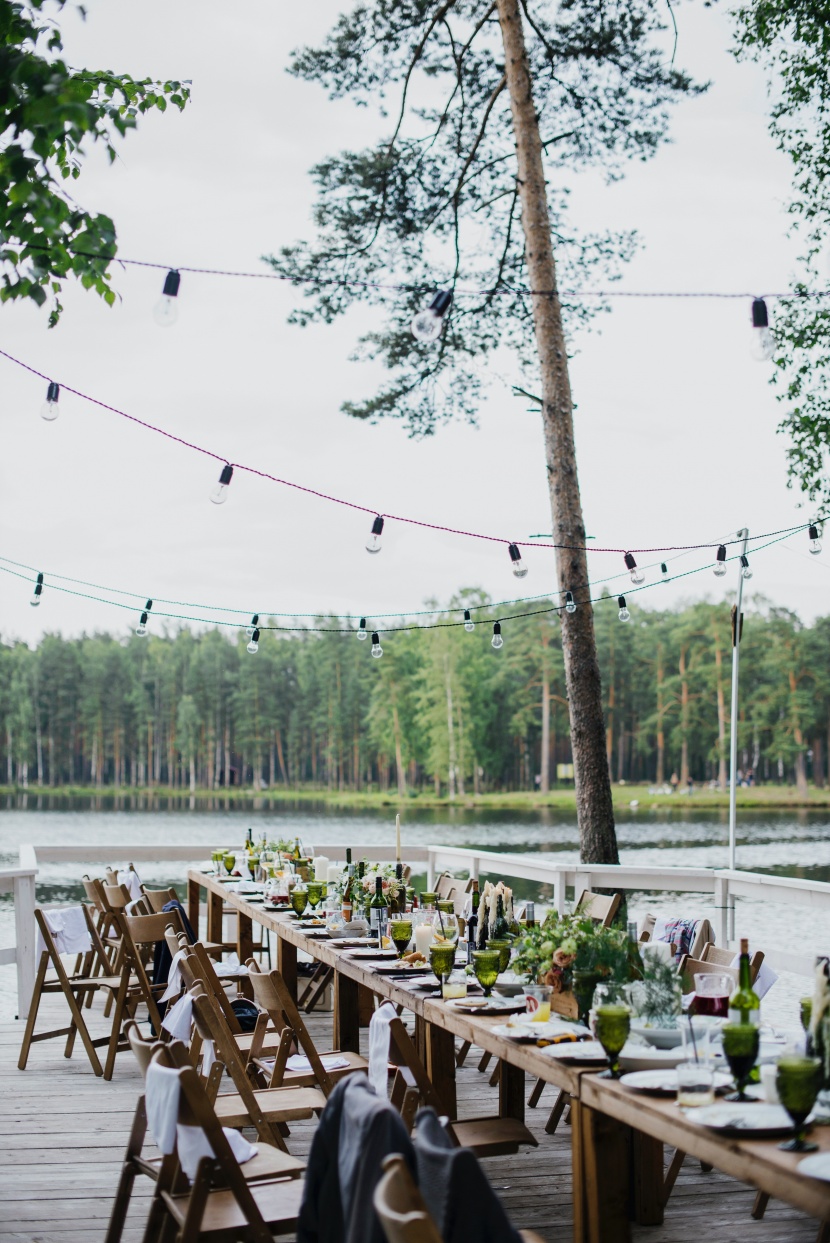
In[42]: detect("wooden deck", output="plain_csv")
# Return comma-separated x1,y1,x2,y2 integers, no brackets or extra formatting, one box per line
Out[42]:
0,988,822,1243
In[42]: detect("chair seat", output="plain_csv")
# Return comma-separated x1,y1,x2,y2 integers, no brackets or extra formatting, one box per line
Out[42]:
162,1174,304,1234
256,1051,368,1087
453,1116,539,1157
213,1086,326,1126
133,1145,303,1183
233,1029,283,1057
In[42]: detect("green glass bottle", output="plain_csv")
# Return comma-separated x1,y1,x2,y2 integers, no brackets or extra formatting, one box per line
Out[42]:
492,893,510,941
627,921,645,982
394,862,407,913
466,887,480,965
728,938,760,1025
342,864,355,923
369,876,388,945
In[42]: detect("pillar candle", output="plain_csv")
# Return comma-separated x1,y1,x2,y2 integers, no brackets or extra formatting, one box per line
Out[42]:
327,864,341,885
414,921,434,957
314,855,329,881
395,814,401,863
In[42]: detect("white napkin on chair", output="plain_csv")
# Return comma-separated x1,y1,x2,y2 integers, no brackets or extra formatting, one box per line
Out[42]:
201,1038,217,1078
285,1053,350,1072
145,1061,257,1179
162,993,193,1040
214,953,248,978
368,1002,396,1097
118,870,143,902
176,1125,257,1181
161,950,187,1002
37,907,92,957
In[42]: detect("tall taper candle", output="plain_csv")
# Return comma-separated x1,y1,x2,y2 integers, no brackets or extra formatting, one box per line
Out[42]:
395,814,401,863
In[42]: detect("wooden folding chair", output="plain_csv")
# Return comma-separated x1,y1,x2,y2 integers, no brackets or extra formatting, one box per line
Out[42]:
18,906,129,1078
187,984,326,1150
246,964,367,1093
178,943,284,1060
384,1013,537,1155
698,942,765,979
574,889,621,927
373,1154,444,1243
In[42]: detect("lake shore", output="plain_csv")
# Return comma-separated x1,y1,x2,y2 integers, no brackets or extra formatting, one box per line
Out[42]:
2,782,829,810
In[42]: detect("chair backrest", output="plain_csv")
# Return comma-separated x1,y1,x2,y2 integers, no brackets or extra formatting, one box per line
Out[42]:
677,954,738,994
640,914,715,960
102,883,134,911
247,967,331,1093
434,873,458,902
575,890,621,927
142,886,180,914
188,940,243,1033
124,1018,165,1076
700,943,765,982
373,1155,443,1243
164,924,188,960
81,876,108,912
117,910,185,1033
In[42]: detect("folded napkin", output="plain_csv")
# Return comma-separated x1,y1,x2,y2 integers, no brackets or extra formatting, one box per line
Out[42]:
118,869,143,902
145,1061,257,1179
161,950,187,1002
368,1001,396,1096
176,1124,257,1181
162,993,193,1041
37,906,92,957
201,1037,217,1077
213,952,248,979
285,1053,351,1072
729,954,778,1000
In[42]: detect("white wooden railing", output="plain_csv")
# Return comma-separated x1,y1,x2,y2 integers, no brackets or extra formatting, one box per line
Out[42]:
0,846,37,1020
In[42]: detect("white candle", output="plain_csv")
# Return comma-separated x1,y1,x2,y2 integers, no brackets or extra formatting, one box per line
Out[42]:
314,855,329,881
395,814,401,863
414,922,434,957
327,864,341,885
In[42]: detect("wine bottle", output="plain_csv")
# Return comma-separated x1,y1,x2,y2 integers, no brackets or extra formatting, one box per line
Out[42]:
394,862,407,913
466,888,480,965
627,921,645,982
729,938,760,1024
246,827,253,847
342,865,354,923
293,837,301,860
369,876,388,946
345,847,352,868
477,895,490,951
524,901,536,928
492,893,510,940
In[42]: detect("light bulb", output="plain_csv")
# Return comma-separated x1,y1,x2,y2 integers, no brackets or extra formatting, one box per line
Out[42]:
463,609,475,632
410,290,453,343
154,269,180,327
740,554,753,580
30,573,44,606
565,591,576,614
357,618,368,641
136,611,149,637
247,628,260,655
508,542,527,578
624,552,644,586
661,562,669,580
618,596,630,622
491,622,503,650
714,545,727,577
809,524,822,555
210,463,233,505
750,297,775,361
371,632,383,658
366,515,384,554
40,381,60,421
246,613,259,638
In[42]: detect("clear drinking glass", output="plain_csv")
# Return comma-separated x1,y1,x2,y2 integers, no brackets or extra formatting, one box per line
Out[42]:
676,1061,715,1107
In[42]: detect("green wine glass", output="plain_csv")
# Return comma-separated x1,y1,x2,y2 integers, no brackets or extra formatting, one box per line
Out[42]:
223,851,236,876
306,881,325,910
211,849,223,872
248,853,260,881
800,997,813,1034
290,887,309,917
486,938,511,974
472,950,501,998
429,942,456,985
721,1023,760,1102
594,1003,631,1079
776,1056,822,1152
390,919,413,958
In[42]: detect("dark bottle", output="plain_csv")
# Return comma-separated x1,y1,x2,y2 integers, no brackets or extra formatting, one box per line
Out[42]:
729,938,760,1024
524,901,536,928
394,862,407,914
627,921,645,982
369,876,388,945
492,894,510,941
477,895,490,951
246,827,253,847
466,888,480,965
342,865,355,922
345,847,352,868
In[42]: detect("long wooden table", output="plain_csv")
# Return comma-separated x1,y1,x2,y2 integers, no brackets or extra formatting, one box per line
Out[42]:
187,869,830,1243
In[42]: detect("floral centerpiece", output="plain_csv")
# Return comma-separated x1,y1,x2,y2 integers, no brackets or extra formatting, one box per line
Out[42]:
512,911,629,1021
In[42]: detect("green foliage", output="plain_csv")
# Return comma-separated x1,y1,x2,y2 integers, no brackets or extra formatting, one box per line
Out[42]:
0,0,189,323
732,0,830,505
512,910,628,986
269,0,704,435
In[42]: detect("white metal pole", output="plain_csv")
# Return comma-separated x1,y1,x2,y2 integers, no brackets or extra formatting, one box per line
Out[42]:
728,528,749,880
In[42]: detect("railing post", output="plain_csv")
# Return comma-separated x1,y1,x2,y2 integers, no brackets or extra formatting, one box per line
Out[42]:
714,873,729,949
427,849,435,893
554,870,565,916
15,845,38,1021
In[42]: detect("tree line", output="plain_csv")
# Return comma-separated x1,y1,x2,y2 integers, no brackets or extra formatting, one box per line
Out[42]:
1,592,828,796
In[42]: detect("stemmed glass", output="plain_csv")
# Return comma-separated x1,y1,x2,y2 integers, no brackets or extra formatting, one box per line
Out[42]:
290,887,308,917
592,983,631,1079
430,911,458,946
721,1023,760,1102
429,942,457,985
389,918,414,958
471,950,501,998
223,851,236,876
487,939,511,974
776,1056,822,1152
247,852,260,882
306,881,325,911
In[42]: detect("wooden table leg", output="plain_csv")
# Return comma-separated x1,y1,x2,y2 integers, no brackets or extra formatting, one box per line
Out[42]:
335,974,360,1054
426,1023,457,1118
582,1103,631,1243
237,912,254,965
207,890,224,945
499,1058,525,1123
187,877,201,938
278,935,297,1002
571,1099,587,1243
631,1131,664,1226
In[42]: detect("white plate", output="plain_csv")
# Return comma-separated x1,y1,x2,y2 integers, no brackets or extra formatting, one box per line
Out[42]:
621,1069,734,1096
541,1040,610,1062
490,1020,589,1043
797,1153,830,1182
492,973,530,997
618,1043,687,1072
447,996,526,1014
687,1103,793,1136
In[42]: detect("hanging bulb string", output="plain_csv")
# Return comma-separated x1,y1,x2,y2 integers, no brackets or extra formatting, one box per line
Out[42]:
0,526,801,636
0,529,797,627
1,344,823,557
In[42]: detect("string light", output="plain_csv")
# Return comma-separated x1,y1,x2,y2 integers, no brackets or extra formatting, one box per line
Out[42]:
714,545,728,577
750,298,775,361
40,381,60,422
246,627,260,654
410,291,452,342
357,618,368,641
371,631,383,658
624,552,645,585
210,464,233,506
618,595,631,622
135,599,152,636
154,270,181,327
245,613,259,637
508,543,528,578
491,622,504,650
809,525,822,555
661,562,669,580
740,554,753,580
565,591,576,613
463,609,475,632
30,572,44,607
366,516,384,554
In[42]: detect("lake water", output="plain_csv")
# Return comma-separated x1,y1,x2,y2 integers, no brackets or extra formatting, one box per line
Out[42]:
2,800,828,1022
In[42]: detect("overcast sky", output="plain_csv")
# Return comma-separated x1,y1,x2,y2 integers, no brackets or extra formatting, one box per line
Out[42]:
1,0,827,648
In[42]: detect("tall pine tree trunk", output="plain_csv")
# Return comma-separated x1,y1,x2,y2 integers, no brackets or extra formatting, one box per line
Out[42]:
497,0,617,864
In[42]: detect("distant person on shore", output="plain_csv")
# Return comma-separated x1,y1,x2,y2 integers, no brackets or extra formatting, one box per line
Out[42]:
670,771,679,793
